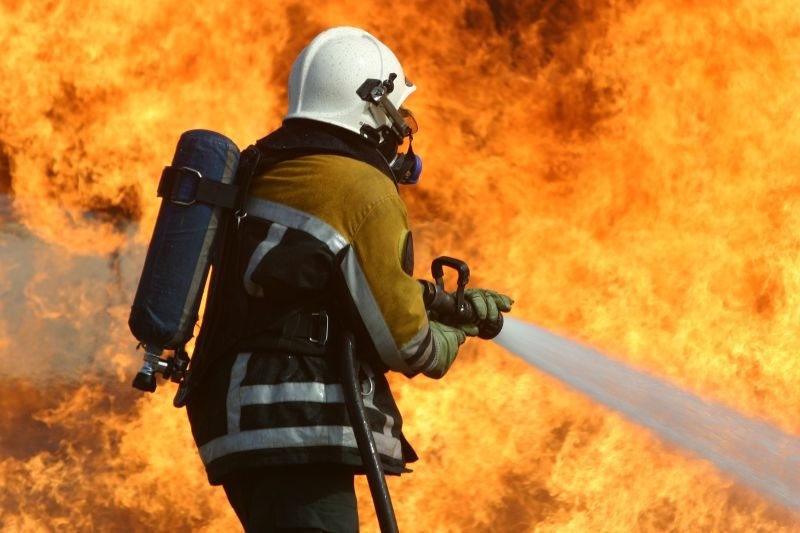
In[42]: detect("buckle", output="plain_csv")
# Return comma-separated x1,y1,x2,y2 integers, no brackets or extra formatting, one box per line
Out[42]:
308,312,329,345
158,166,203,206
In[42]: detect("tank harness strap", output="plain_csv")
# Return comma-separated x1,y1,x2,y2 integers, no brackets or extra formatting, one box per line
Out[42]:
281,310,331,347
236,310,333,356
158,166,241,209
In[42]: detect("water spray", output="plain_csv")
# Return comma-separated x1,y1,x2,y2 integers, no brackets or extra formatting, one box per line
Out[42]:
494,316,800,515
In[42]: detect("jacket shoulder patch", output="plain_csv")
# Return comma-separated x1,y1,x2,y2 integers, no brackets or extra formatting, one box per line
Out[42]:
401,231,414,276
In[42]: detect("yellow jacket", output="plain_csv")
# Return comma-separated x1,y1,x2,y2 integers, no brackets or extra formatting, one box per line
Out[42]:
247,153,435,374
188,150,425,482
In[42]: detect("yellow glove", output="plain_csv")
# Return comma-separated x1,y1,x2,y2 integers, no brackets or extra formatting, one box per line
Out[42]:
423,320,467,379
461,288,514,337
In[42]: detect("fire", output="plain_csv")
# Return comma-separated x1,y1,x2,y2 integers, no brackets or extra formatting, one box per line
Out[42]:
1,0,799,531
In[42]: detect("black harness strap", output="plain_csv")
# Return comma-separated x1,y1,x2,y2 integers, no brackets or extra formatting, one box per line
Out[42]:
158,145,262,211
158,166,240,209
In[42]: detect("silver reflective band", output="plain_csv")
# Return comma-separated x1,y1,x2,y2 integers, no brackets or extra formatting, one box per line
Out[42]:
245,197,416,373
199,425,404,464
236,380,397,441
239,381,345,405
243,223,287,297
227,352,251,434
340,248,413,373
245,198,348,253
216,355,401,464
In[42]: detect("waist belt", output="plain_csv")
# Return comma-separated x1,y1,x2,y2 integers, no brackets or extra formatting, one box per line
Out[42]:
238,310,332,355
281,310,330,346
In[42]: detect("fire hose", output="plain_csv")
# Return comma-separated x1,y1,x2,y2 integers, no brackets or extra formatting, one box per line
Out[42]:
341,256,504,532
339,332,400,533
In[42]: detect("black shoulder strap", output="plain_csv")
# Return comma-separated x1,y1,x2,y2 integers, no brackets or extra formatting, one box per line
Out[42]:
157,144,263,211
232,144,262,210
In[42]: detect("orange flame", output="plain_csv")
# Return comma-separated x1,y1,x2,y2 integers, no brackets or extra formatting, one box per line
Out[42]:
1,0,799,531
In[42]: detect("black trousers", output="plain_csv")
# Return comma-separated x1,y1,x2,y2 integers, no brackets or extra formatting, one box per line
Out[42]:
221,465,359,533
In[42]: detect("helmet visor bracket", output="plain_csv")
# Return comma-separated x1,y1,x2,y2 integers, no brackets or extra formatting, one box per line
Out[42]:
357,75,416,140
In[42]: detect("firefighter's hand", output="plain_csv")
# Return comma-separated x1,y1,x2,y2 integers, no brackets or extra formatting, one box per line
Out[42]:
423,320,467,379
461,288,514,337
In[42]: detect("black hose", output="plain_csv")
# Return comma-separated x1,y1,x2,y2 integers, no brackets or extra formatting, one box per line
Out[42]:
339,332,400,533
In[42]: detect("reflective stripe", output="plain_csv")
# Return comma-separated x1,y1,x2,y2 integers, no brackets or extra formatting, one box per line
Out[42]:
243,223,287,297
401,321,434,370
375,403,397,441
238,381,396,441
340,247,413,373
240,382,345,405
245,197,414,373
358,376,396,441
226,353,251,434
198,425,404,464
210,363,403,465
245,198,348,253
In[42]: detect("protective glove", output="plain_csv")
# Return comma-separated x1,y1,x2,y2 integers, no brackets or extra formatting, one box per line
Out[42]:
461,288,514,337
423,320,467,379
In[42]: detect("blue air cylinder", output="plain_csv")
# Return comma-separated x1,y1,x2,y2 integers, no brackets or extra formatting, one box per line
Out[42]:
128,130,241,390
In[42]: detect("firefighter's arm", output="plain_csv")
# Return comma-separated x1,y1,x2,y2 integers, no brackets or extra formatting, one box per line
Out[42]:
350,193,462,377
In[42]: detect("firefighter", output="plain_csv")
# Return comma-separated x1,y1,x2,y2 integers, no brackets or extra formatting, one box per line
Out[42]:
185,26,513,532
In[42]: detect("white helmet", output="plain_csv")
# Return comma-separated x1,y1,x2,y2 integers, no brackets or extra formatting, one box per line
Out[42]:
285,27,417,142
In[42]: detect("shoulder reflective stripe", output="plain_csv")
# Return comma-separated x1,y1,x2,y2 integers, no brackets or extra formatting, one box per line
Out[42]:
239,382,345,405
246,197,415,373
245,198,348,253
340,248,413,373
227,352,251,434
198,425,404,464
245,197,428,373
243,223,287,297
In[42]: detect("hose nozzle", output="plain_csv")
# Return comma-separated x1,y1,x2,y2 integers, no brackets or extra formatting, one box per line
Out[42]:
419,256,504,339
